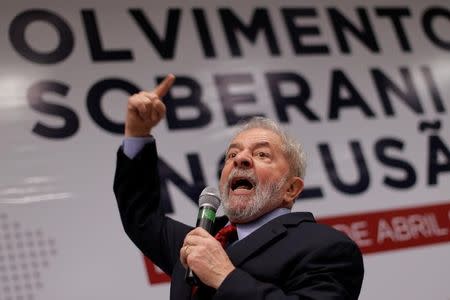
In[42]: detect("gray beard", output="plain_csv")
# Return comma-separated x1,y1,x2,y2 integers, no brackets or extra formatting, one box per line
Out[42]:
220,169,287,222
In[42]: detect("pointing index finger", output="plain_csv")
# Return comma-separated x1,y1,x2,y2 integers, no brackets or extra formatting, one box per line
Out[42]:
153,73,176,97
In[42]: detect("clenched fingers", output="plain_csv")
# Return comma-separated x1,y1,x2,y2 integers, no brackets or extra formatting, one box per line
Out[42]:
124,74,175,137
128,91,165,124
179,229,235,288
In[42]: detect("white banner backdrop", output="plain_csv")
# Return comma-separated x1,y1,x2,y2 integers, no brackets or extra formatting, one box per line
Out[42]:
1,1,449,299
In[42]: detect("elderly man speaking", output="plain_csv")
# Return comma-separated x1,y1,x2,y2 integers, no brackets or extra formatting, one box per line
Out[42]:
113,74,364,299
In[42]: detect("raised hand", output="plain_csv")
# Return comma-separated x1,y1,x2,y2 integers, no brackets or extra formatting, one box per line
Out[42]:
125,74,175,137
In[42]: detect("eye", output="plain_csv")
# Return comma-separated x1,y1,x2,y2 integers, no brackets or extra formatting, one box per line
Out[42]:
255,151,269,158
227,152,237,159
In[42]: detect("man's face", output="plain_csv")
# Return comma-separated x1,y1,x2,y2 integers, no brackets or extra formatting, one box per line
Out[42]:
219,128,291,223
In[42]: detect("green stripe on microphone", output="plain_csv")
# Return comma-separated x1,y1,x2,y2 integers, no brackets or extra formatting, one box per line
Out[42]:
200,207,216,222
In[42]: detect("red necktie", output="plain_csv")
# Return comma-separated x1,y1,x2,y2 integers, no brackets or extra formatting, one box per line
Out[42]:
214,224,238,248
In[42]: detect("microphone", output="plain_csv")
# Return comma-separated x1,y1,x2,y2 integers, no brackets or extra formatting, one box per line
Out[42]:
185,186,221,286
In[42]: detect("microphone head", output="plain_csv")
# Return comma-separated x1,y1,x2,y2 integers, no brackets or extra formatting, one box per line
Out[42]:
199,187,221,210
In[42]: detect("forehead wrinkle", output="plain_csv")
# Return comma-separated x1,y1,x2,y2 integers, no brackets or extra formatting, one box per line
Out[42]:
252,141,272,150
227,140,274,152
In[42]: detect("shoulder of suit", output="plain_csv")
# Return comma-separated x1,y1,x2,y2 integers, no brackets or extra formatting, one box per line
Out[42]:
281,212,356,245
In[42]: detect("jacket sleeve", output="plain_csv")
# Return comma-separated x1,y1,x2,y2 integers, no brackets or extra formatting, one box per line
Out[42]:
214,238,364,300
113,141,192,276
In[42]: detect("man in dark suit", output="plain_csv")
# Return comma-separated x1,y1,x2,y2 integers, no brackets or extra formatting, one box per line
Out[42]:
114,74,364,299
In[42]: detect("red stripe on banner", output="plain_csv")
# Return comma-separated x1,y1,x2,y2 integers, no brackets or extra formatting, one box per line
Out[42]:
143,256,171,284
318,201,450,254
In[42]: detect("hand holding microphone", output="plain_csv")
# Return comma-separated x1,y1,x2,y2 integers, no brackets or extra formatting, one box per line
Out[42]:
181,187,235,289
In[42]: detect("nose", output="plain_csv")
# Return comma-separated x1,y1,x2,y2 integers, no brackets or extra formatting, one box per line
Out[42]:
233,151,253,169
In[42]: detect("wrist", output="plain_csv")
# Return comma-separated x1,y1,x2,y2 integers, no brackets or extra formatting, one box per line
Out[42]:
214,266,235,289
125,124,152,137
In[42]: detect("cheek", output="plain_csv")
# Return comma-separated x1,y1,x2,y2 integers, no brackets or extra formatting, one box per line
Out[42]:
255,163,288,184
255,170,277,185
220,161,233,182
219,164,232,185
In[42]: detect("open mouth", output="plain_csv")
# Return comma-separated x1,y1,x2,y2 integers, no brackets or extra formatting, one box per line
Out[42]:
230,177,255,191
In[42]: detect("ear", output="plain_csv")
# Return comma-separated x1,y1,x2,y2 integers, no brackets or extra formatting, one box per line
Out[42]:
283,177,304,207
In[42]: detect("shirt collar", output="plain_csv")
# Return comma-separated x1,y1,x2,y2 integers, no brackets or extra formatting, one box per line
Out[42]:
235,208,291,241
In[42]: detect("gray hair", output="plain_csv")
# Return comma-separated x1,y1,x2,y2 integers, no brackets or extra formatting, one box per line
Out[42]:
232,117,306,179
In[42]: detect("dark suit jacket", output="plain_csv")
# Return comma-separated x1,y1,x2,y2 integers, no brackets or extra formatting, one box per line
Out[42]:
114,141,364,299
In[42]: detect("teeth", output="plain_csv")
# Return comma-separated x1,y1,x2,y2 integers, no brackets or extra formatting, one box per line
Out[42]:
236,186,250,190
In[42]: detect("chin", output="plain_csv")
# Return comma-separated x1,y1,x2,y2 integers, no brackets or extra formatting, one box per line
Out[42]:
228,195,253,209
228,211,263,224
224,203,261,224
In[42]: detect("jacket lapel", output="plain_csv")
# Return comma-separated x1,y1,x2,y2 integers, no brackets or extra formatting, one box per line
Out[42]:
226,212,315,266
